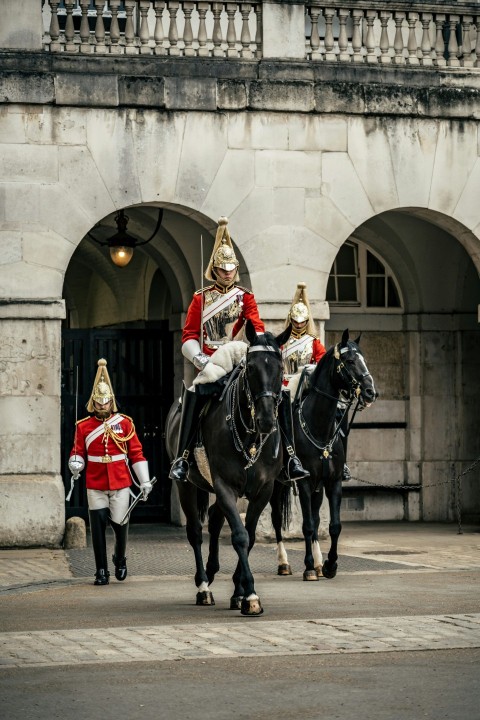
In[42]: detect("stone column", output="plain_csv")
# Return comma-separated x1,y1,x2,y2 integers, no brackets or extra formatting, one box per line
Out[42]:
0,300,66,547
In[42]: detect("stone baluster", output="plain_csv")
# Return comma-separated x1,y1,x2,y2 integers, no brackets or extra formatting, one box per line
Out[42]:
139,0,152,54
109,0,122,54
79,0,92,54
64,1,77,52
94,1,107,54
240,3,253,59
447,15,460,67
254,2,261,58
167,1,180,56
420,13,433,66
308,4,321,61
406,11,419,66
393,11,406,65
153,1,166,56
379,10,391,64
324,7,336,61
338,8,350,63
433,13,446,67
475,16,480,68
351,9,364,64
197,2,210,57
226,3,239,58
365,10,377,64
461,16,474,67
48,1,61,52
182,2,195,57
124,0,137,55
212,2,224,57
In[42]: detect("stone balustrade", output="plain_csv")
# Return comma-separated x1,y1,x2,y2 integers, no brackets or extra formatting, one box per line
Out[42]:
2,1,478,68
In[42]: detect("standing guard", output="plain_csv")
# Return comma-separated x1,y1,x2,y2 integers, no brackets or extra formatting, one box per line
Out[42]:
169,216,309,484
281,282,352,481
68,359,153,586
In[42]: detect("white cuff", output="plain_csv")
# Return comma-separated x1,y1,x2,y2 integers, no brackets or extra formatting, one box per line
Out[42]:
132,460,150,486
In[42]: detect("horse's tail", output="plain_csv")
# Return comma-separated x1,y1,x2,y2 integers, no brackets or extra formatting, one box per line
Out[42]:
197,487,210,524
280,484,292,531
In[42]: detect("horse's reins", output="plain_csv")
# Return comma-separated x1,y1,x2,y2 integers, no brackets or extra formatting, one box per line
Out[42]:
226,345,282,469
297,343,368,458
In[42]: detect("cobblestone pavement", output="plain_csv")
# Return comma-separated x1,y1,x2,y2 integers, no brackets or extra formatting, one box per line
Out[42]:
1,613,480,669
1,522,479,669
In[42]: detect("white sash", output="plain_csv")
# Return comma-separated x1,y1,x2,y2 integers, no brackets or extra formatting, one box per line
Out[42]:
85,413,124,451
203,287,243,324
282,335,312,360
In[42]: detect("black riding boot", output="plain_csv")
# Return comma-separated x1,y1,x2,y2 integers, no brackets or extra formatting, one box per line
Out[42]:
278,390,310,482
169,386,204,482
110,519,128,581
89,508,110,586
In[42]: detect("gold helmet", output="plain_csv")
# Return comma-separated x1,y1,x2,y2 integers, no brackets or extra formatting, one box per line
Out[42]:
286,282,317,337
86,358,118,413
205,216,240,282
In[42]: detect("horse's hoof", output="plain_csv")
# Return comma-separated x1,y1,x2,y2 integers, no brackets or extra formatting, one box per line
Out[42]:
230,595,243,610
196,591,215,606
277,563,292,576
315,565,323,578
240,598,264,616
303,569,319,581
322,562,337,579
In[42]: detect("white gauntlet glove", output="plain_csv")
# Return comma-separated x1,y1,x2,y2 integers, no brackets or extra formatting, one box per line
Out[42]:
132,460,152,499
68,455,85,480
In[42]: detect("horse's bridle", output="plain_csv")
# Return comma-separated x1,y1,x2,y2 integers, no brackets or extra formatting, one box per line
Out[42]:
332,342,373,406
226,344,283,468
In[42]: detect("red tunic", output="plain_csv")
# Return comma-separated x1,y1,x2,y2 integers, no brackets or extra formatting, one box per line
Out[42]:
182,286,265,357
70,413,146,491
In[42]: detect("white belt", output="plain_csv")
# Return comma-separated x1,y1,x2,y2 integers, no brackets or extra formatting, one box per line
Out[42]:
87,454,126,464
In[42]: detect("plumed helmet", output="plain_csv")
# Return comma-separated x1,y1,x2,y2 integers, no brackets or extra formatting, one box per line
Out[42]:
86,358,118,413
286,282,317,337
205,217,240,282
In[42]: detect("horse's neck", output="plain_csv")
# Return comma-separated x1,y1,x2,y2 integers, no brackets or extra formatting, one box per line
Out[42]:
303,361,339,435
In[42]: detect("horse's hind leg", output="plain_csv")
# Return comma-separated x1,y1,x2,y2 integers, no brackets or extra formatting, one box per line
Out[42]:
311,491,324,577
297,480,319,581
178,484,215,606
270,481,292,576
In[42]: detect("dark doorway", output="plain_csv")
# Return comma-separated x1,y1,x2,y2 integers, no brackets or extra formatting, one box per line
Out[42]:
61,325,174,523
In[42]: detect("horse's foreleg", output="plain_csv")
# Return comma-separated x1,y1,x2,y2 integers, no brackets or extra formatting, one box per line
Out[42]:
311,489,324,577
270,481,292,576
322,484,342,580
206,501,225,585
297,480,318,581
179,485,214,606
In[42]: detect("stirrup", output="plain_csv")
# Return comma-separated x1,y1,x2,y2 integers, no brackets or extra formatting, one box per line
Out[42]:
169,457,190,482
286,456,310,481
342,464,351,482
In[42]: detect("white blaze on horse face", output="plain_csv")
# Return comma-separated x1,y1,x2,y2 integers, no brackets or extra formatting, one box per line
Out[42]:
356,350,376,406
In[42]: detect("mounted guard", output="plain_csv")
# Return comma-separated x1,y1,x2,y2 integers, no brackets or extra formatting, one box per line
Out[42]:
168,216,309,484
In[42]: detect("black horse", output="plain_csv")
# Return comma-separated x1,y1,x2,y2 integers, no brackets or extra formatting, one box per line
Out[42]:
165,320,291,616
270,330,377,581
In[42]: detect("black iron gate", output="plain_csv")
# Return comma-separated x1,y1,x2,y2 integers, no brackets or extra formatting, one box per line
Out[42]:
61,325,173,523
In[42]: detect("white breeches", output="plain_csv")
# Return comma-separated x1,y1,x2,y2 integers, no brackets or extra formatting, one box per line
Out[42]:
87,487,131,524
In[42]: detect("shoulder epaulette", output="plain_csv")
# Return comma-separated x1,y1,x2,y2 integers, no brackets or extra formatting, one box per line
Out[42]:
118,413,134,423
237,285,252,294
195,285,214,295
76,416,90,425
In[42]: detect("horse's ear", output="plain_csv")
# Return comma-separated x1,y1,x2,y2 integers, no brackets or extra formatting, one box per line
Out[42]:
276,323,292,348
341,328,349,348
354,332,362,345
245,319,258,346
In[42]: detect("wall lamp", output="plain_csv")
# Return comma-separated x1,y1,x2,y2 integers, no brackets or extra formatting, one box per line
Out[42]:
89,208,163,268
